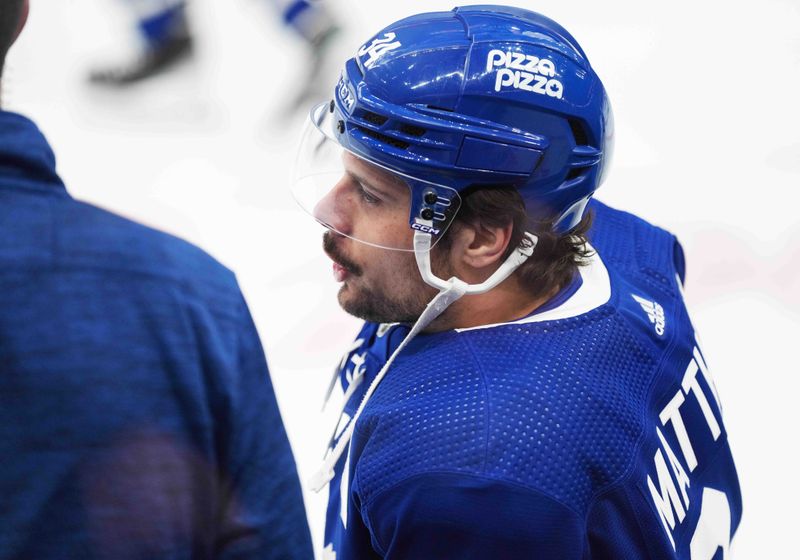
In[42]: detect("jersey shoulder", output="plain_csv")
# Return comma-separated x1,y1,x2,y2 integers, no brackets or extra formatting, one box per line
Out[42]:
589,198,686,295
588,198,693,353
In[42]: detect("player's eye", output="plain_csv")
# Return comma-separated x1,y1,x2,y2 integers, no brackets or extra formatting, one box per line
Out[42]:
357,182,381,205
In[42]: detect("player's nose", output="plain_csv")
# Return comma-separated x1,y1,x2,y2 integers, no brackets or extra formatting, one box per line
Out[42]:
313,178,352,235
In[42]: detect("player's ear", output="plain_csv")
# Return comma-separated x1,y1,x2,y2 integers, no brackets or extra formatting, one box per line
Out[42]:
449,219,513,271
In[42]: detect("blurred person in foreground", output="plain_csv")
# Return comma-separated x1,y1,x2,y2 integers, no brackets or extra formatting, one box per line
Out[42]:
0,1,313,558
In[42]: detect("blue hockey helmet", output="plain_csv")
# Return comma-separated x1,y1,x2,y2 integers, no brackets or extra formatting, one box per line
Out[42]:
293,5,613,251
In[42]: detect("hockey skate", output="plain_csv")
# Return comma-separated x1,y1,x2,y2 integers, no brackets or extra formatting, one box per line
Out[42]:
88,13,193,86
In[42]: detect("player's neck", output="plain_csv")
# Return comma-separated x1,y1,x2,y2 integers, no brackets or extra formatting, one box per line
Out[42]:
425,277,559,333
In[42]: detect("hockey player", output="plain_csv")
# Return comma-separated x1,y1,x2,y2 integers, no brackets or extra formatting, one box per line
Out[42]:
292,5,742,558
90,0,339,109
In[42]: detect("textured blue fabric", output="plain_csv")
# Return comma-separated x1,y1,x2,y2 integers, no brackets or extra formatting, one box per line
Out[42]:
0,111,313,560
323,200,742,559
369,473,585,559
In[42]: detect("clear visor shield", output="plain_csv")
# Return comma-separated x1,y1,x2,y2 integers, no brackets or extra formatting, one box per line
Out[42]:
292,102,461,251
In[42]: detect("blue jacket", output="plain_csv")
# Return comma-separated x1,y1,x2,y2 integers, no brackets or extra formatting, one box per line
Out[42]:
0,111,313,559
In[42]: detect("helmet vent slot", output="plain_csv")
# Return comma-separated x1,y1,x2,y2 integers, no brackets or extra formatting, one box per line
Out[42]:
399,124,426,137
568,118,589,146
565,166,587,181
362,112,389,127
357,127,410,150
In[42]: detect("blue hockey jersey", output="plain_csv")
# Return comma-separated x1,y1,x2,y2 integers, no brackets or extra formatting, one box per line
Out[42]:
321,200,742,559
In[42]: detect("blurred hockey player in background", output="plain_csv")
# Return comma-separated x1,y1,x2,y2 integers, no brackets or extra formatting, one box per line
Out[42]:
89,0,340,110
293,5,742,558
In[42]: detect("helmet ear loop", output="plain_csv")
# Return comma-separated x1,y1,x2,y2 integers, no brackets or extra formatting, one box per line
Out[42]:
413,230,452,291
414,230,538,295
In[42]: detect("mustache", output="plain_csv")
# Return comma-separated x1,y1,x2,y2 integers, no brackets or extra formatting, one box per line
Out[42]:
323,232,363,276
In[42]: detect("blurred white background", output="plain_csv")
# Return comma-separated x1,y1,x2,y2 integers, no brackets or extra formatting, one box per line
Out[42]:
4,0,799,556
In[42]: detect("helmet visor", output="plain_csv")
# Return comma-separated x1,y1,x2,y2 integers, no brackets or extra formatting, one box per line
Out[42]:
292,102,461,251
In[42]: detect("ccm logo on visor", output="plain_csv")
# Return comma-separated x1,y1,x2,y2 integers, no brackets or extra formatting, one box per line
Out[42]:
486,49,564,99
412,222,440,235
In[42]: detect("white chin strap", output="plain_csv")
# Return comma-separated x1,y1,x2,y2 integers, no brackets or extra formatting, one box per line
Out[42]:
309,231,538,492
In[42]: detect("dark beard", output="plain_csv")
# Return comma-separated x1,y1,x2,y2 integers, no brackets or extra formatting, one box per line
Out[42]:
323,232,444,324
338,282,427,325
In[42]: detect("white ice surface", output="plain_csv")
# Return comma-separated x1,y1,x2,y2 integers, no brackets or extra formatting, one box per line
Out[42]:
4,0,799,556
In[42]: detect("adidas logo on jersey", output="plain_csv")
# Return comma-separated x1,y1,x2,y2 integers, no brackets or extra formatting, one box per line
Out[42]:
632,294,666,336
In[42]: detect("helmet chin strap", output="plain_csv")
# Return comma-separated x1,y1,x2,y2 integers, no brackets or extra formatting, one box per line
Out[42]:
309,230,538,492
413,230,538,295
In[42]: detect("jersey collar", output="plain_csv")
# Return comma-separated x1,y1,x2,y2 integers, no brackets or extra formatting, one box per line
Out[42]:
455,243,611,332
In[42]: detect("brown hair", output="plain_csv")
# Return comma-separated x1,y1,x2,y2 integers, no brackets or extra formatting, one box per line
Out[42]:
0,0,24,77
442,185,593,299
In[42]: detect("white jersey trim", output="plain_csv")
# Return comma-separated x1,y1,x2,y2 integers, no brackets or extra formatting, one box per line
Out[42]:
455,243,611,333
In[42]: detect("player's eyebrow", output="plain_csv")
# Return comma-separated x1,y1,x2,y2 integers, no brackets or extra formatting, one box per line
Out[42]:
345,169,403,203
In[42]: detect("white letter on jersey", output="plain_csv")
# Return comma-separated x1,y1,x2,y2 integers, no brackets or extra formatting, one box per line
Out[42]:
694,346,722,411
690,488,731,560
659,391,699,471
682,358,722,441
340,449,351,528
656,427,691,511
647,448,683,550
